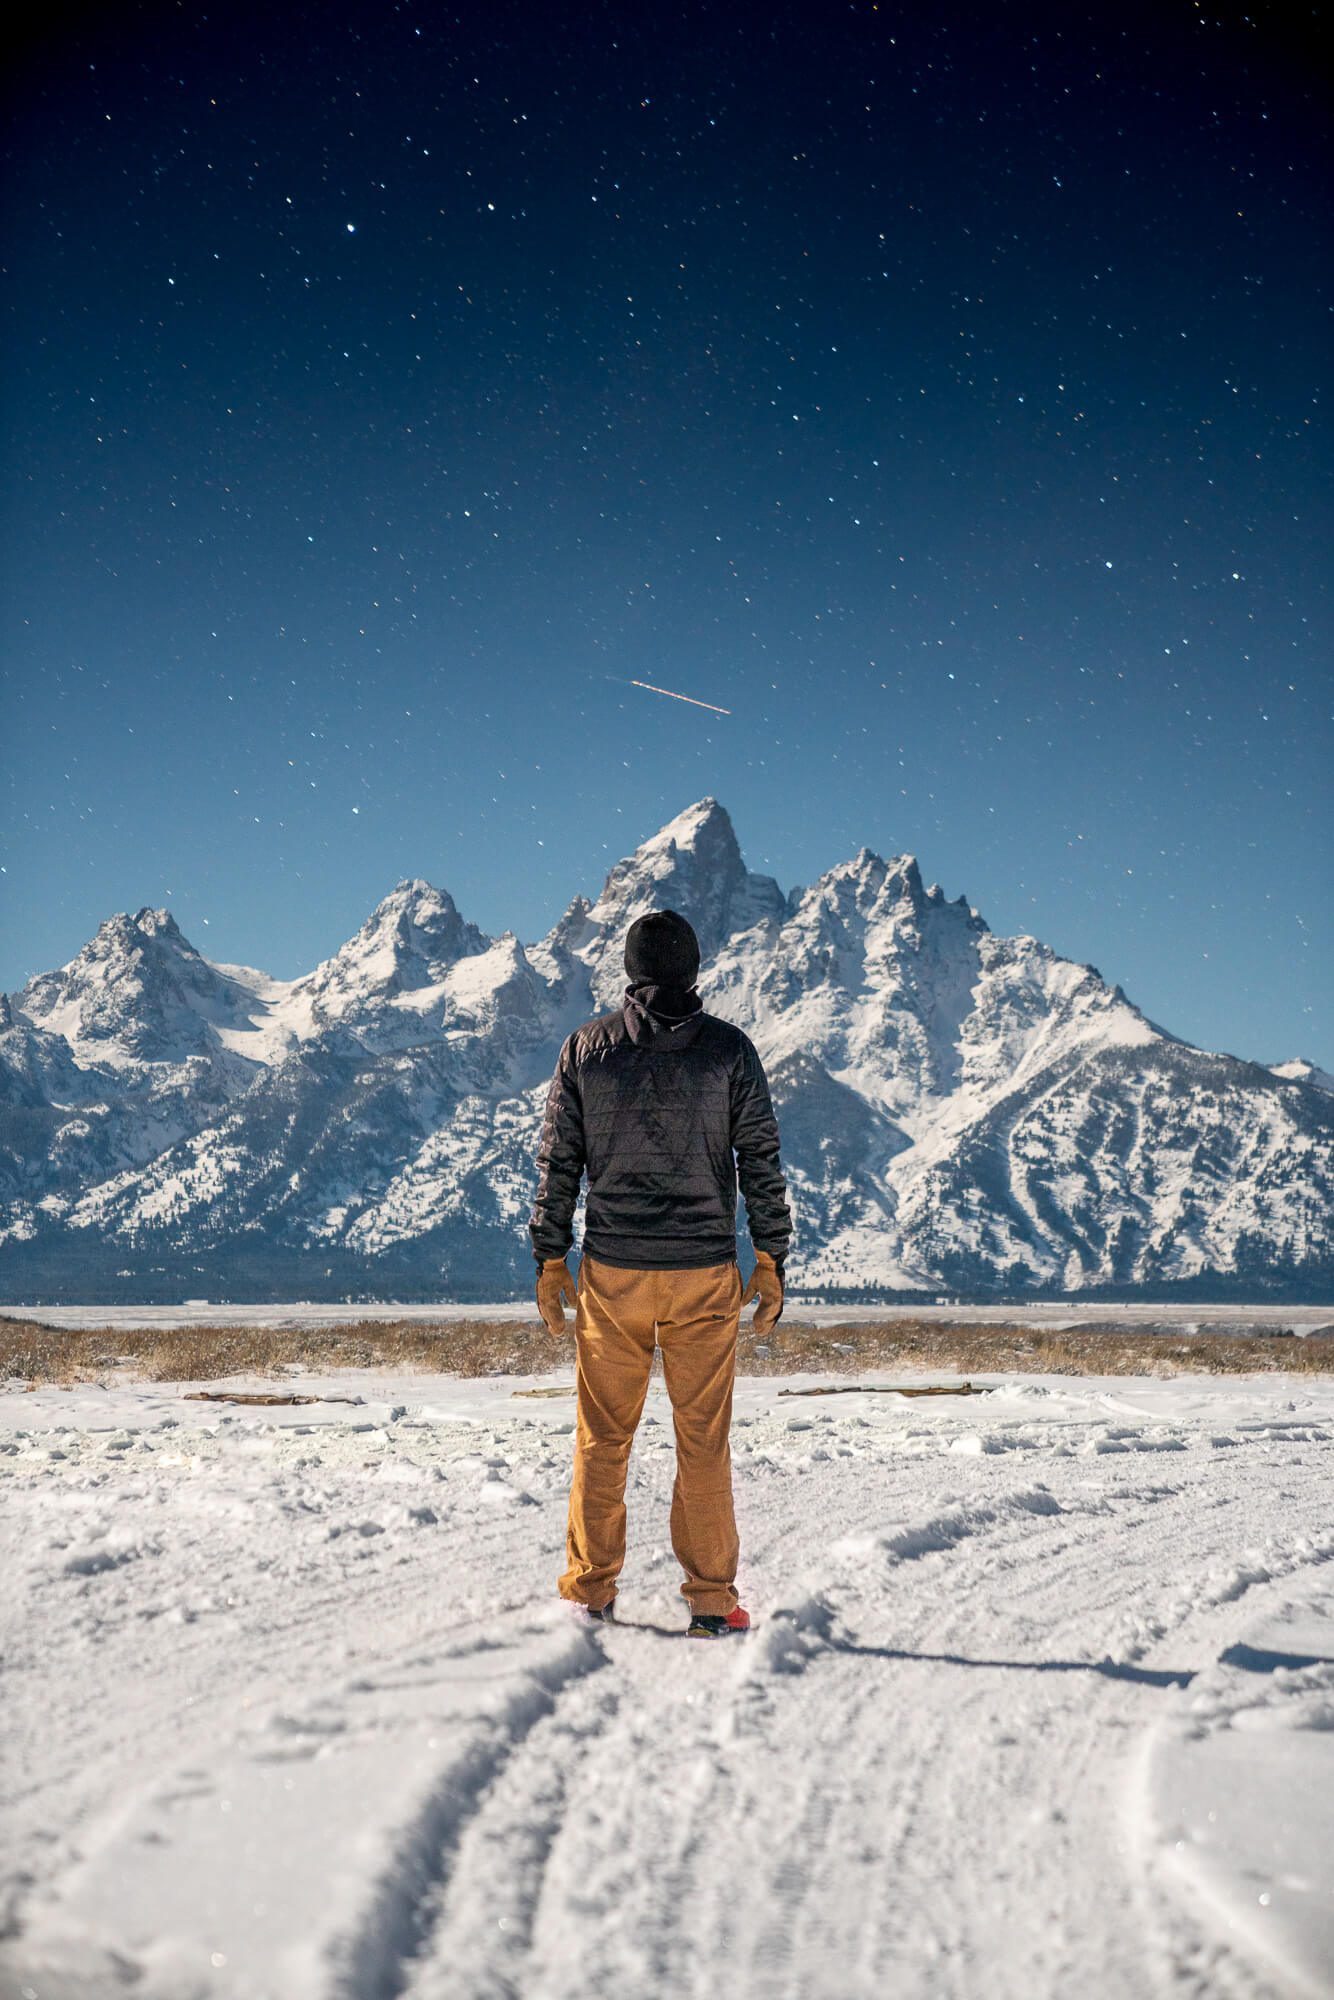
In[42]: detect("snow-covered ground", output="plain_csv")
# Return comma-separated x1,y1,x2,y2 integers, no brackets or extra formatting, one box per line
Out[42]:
2,1363,1331,2000
9,1298,1332,1334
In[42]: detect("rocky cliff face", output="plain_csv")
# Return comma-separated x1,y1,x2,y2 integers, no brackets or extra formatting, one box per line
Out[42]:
3,797,1330,1301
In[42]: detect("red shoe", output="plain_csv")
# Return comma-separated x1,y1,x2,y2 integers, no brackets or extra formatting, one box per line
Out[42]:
687,1606,751,1639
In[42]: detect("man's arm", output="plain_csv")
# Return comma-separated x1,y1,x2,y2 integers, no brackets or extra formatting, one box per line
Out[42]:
729,1033,792,1264
529,1031,586,1265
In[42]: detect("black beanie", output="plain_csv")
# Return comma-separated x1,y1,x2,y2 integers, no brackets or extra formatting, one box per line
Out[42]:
624,908,700,989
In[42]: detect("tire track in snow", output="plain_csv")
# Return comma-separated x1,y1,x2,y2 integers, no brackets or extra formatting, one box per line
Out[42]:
522,1640,747,1998
6,1383,1331,1999
423,1487,1089,2000
396,1671,624,2000
806,1463,1326,1999
320,1625,609,2000
576,1444,1327,2000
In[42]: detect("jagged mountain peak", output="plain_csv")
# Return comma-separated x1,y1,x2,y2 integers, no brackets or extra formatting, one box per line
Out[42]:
89,905,190,954
297,877,490,1013
578,797,788,1008
131,905,185,941
1271,1057,1334,1096
31,902,210,1001
525,893,598,997
812,845,919,890
793,846,976,938
349,877,481,958
533,892,594,955
367,877,462,924
591,797,746,904
649,794,734,848
629,793,736,852
12,901,252,1068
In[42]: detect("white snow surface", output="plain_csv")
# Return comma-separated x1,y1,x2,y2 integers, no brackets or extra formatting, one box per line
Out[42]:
9,1298,1333,1335
2,1363,1331,2000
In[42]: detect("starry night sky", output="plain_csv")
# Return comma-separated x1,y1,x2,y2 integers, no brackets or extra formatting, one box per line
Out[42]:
2,1,1329,1065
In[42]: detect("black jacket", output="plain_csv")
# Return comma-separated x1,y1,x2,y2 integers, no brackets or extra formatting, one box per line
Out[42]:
529,983,793,1271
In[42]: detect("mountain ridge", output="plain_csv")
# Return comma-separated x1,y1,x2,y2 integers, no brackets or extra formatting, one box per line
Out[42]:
2,797,1330,1303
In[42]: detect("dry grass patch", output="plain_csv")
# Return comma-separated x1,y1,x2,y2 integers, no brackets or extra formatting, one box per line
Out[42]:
0,1316,562,1388
736,1318,1334,1379
2,1312,1331,1389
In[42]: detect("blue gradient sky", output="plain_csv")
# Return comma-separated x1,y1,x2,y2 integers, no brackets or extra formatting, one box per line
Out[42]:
2,2,1329,1065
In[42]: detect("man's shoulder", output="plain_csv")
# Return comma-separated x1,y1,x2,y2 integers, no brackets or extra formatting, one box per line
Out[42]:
564,1008,746,1064
699,1011,749,1058
566,1008,629,1062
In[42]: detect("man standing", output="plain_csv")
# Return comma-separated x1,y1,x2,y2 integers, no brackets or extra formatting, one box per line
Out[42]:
529,908,792,1638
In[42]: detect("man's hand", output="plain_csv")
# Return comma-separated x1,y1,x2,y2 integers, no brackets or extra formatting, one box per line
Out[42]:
740,1249,784,1335
536,1257,577,1336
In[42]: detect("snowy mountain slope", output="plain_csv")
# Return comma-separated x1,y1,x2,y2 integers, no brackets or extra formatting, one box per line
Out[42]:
2,797,1330,1301
281,879,490,1048
887,1042,1334,1297
709,845,1159,1136
0,993,92,1110
1271,1057,1334,1096
14,906,297,1079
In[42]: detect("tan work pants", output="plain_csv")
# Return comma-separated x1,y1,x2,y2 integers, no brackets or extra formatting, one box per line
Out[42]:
559,1252,743,1617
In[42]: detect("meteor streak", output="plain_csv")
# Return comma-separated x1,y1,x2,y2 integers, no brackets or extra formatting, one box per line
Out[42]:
626,678,732,715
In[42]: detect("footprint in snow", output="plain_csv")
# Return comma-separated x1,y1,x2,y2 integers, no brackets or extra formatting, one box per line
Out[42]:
63,1546,140,1577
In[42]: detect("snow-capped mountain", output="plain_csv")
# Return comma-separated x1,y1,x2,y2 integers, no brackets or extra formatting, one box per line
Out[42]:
1269,1058,1334,1096
2,798,1330,1302
14,906,284,1078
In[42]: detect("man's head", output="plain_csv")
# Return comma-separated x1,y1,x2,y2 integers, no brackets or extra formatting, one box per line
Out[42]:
624,908,700,990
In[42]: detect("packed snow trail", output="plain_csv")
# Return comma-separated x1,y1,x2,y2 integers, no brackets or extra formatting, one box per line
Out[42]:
1,1369,1331,2000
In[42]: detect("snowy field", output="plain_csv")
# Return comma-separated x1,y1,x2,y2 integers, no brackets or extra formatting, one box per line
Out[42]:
2,1363,1332,2000
10,1299,1332,1335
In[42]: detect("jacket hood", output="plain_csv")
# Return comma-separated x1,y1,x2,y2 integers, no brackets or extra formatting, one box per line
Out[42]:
621,980,708,1051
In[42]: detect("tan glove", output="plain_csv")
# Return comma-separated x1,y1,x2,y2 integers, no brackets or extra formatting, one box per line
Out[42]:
536,1257,577,1336
740,1250,785,1335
